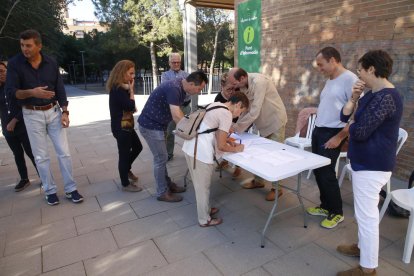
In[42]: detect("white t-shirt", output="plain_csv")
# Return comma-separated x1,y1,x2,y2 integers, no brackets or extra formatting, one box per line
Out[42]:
315,70,358,128
182,102,232,164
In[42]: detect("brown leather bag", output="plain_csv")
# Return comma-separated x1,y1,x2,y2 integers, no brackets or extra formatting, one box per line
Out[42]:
121,111,134,129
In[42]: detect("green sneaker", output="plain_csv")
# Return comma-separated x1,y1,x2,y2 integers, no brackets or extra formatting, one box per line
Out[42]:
321,213,344,229
306,206,329,217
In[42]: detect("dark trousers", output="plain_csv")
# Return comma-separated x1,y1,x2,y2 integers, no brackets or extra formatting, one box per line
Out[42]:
114,129,143,187
311,126,343,215
5,131,37,180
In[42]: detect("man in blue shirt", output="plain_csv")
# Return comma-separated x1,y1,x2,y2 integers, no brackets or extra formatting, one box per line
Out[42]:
161,53,190,161
138,71,208,202
6,29,83,206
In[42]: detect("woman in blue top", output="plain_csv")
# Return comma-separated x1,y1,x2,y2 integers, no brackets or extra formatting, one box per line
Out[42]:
337,50,403,276
108,60,143,192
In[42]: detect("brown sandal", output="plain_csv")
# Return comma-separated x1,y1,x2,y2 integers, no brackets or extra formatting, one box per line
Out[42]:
210,207,219,216
200,218,223,227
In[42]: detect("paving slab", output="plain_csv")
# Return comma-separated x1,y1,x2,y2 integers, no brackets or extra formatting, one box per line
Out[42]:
78,179,119,198
205,233,285,276
129,195,189,218
111,212,180,248
0,247,42,276
5,218,77,256
242,267,272,276
96,189,152,210
42,228,117,272
262,243,349,276
41,262,86,276
154,224,228,263
84,240,167,275
41,196,101,224
380,238,414,274
0,208,41,232
75,203,137,235
143,253,222,276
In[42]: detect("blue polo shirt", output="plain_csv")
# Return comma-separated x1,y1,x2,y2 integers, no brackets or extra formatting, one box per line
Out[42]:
138,79,187,131
5,52,68,107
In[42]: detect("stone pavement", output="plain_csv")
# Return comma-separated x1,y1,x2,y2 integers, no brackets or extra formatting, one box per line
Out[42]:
0,86,413,275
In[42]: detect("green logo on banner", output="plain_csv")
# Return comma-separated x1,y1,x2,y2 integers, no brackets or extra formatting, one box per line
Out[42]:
243,26,254,44
238,0,261,73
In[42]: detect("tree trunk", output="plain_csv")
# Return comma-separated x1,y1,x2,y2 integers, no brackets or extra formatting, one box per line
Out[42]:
150,41,158,88
208,27,221,94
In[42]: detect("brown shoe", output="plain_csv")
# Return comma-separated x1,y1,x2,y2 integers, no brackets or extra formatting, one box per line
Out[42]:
200,218,223,227
215,160,229,171
242,180,265,189
210,207,219,216
157,192,183,202
168,182,186,193
337,266,376,276
232,167,242,179
337,243,360,257
122,182,143,192
128,171,139,182
265,188,284,201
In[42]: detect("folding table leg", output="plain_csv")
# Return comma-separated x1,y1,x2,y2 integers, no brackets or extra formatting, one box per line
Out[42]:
295,172,308,228
261,182,279,248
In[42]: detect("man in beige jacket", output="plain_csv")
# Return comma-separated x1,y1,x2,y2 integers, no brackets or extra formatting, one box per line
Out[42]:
228,68,287,201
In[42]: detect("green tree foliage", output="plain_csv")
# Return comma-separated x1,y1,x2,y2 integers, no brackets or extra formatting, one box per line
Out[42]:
93,0,183,86
0,0,69,59
197,8,233,93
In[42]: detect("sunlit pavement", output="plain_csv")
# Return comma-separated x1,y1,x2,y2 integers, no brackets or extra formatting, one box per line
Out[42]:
0,85,412,275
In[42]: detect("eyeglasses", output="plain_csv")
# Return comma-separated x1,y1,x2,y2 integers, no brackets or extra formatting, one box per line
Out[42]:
171,62,181,64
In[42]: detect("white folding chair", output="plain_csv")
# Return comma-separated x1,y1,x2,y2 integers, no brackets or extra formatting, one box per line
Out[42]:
284,113,316,150
338,128,408,194
379,187,414,263
285,113,317,179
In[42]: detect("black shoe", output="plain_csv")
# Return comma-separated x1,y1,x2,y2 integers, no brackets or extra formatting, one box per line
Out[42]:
167,154,174,161
46,193,60,206
14,179,30,192
65,190,84,203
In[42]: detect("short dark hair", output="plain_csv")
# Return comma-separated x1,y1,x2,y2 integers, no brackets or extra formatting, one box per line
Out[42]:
358,50,393,79
317,47,341,63
20,29,42,45
186,70,208,86
233,68,248,81
228,91,249,110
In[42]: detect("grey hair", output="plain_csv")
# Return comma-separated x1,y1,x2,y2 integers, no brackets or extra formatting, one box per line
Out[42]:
169,53,181,62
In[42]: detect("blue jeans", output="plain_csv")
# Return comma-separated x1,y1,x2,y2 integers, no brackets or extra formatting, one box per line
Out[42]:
139,125,172,196
22,107,77,195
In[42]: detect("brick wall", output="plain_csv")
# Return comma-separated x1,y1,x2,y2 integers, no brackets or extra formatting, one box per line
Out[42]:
234,0,414,180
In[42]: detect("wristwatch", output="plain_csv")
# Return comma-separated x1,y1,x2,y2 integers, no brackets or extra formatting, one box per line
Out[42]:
62,110,69,115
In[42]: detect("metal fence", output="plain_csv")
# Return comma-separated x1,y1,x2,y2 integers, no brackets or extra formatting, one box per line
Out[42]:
140,73,223,95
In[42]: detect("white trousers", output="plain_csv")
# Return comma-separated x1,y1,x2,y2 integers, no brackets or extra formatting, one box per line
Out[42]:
351,168,391,269
184,153,214,225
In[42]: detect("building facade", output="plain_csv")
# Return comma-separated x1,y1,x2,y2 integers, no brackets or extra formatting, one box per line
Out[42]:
234,0,414,180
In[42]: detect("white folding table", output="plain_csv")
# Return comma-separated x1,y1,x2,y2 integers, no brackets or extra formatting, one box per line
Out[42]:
223,133,330,247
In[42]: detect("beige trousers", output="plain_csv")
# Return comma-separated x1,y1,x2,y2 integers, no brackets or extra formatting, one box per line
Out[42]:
184,153,214,225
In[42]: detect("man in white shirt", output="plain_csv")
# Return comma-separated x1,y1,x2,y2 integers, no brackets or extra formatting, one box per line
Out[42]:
306,47,358,229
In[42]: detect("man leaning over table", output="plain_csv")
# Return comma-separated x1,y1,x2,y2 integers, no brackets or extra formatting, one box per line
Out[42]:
161,52,190,161
227,67,287,202
306,46,358,229
6,29,83,206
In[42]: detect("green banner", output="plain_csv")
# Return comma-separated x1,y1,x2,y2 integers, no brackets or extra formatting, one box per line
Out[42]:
237,0,261,72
